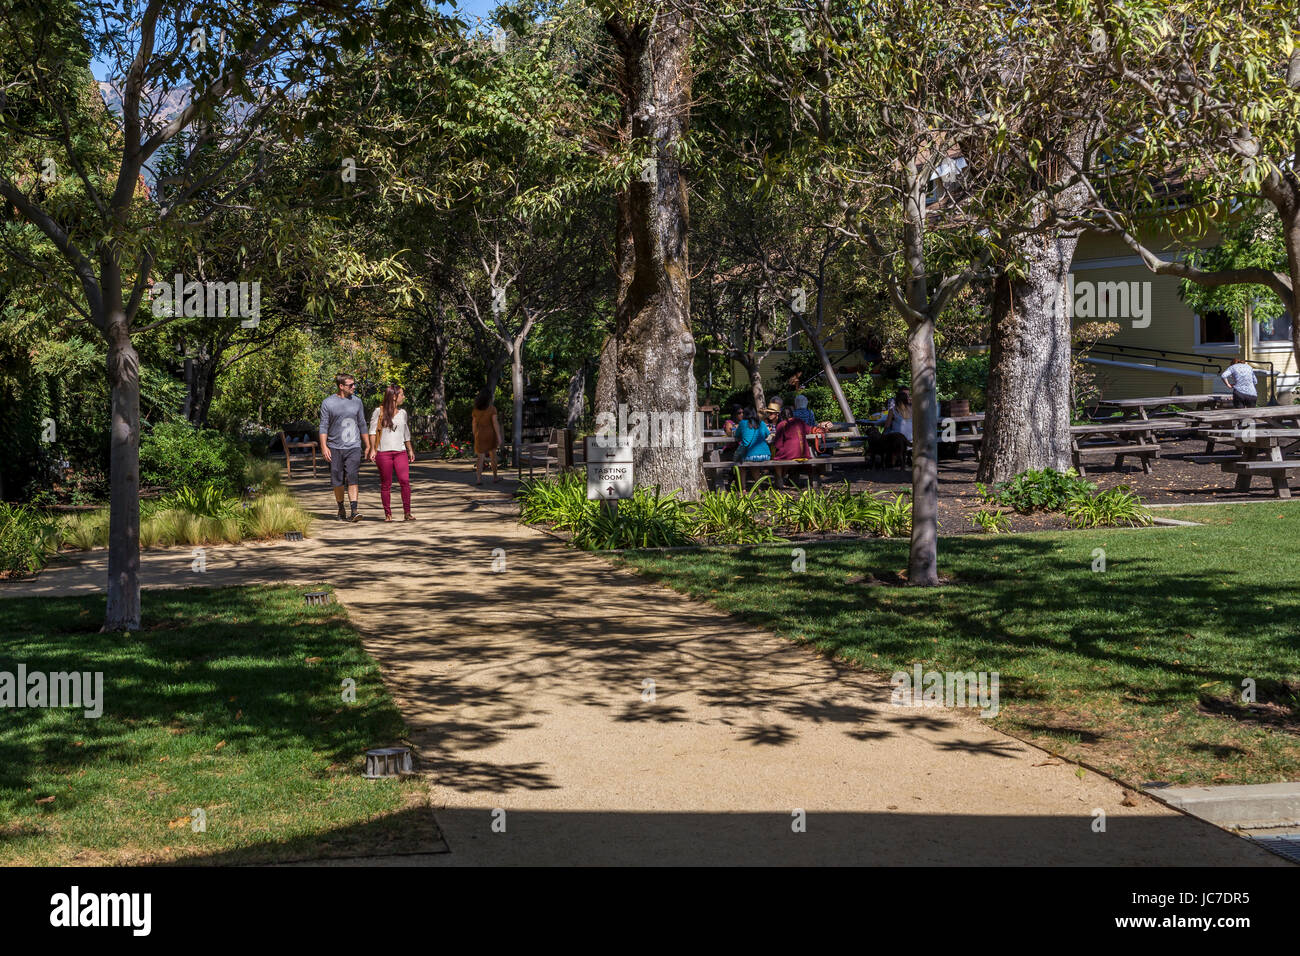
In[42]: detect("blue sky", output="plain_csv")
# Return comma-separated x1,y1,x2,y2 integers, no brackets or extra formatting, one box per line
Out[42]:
90,0,503,82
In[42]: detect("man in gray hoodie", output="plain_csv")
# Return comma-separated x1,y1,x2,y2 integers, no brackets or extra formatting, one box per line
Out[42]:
319,373,372,521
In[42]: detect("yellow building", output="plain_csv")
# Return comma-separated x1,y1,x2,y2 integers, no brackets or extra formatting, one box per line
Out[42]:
1068,231,1295,403
729,231,1296,407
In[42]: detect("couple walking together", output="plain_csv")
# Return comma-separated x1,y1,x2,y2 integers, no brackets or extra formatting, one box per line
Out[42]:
318,374,416,522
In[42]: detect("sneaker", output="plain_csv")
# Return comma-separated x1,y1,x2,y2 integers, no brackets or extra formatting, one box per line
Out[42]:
337,503,347,521
350,508,360,522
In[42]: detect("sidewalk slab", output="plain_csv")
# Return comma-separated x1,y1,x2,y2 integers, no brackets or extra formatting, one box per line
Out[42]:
1155,783,1300,828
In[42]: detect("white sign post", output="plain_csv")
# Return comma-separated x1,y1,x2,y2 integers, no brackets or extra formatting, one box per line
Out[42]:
586,437,634,504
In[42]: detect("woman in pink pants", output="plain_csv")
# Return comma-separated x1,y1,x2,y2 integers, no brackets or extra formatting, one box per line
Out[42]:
367,385,416,521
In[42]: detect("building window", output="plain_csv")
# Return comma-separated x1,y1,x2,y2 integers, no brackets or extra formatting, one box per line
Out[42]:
1198,309,1235,345
1258,311,1293,344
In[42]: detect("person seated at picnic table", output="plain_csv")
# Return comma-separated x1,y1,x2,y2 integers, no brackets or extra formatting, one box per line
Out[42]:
1220,360,1259,408
772,406,812,488
867,388,913,468
732,408,772,462
792,394,817,428
722,404,745,436
762,400,782,432
720,404,745,457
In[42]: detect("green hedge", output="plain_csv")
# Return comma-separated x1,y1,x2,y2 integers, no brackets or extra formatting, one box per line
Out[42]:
139,421,247,494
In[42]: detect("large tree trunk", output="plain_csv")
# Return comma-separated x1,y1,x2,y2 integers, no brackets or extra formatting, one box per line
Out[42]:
977,243,1077,483
907,316,940,587
484,352,507,399
566,364,586,429
607,10,702,497
105,315,142,630
979,132,1089,482
510,342,524,468
741,355,765,412
1281,195,1300,384
187,346,219,429
429,333,449,444
595,335,617,419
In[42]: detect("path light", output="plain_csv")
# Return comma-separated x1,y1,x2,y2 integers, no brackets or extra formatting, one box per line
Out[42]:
285,531,304,541
304,590,332,606
364,747,414,778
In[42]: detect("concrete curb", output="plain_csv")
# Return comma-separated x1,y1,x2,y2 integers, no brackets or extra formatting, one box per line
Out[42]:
1147,783,1300,829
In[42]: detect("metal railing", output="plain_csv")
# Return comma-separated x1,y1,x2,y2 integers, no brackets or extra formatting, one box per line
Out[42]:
1075,342,1277,402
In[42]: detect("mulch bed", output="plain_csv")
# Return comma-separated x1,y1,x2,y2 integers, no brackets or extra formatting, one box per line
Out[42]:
832,438,1297,536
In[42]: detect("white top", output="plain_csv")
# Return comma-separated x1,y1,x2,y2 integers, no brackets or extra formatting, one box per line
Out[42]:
1222,363,1257,396
886,411,913,442
369,407,411,452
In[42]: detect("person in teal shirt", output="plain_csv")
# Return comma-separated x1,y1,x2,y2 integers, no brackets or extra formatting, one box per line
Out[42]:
732,409,771,462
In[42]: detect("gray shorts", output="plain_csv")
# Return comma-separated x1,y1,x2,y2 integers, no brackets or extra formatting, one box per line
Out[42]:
329,446,361,487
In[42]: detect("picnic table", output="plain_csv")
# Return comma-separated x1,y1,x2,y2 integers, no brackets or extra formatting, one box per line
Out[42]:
1204,427,1300,498
699,432,864,491
1069,419,1190,475
1097,394,1232,420
939,413,984,459
1182,405,1300,454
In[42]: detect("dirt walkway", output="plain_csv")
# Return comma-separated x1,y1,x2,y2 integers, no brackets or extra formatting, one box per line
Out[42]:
3,461,1283,865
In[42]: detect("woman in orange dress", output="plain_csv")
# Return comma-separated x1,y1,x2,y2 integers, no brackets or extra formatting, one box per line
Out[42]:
471,389,504,484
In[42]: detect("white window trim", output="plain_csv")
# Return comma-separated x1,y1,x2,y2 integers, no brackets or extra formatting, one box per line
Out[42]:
1191,307,1238,350
1253,310,1293,350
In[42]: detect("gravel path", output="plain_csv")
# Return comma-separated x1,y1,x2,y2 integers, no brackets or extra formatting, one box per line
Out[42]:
3,461,1284,865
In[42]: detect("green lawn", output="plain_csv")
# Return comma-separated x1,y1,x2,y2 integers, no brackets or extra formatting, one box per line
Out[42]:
619,503,1300,787
0,585,431,865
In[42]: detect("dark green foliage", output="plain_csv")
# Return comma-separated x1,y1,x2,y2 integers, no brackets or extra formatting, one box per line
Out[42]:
0,502,59,575
139,421,247,494
977,468,1097,513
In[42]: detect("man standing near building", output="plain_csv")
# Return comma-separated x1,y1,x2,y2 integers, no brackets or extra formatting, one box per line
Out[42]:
1220,360,1259,409
319,374,371,521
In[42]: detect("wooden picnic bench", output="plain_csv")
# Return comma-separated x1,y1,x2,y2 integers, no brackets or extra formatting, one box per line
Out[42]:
1069,419,1189,476
699,432,865,490
1204,428,1300,498
1183,406,1300,454
1097,394,1232,421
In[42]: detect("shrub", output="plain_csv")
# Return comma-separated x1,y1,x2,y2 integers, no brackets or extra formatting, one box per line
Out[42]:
239,492,314,539
571,486,692,550
687,483,781,544
971,507,1012,533
159,484,241,519
57,490,312,551
0,503,59,575
58,509,110,551
1064,486,1153,529
977,468,1096,513
244,459,284,494
518,472,591,532
139,421,246,493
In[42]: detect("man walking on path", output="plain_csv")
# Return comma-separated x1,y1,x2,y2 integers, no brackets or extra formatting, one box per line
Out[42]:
1221,360,1259,408
319,373,371,521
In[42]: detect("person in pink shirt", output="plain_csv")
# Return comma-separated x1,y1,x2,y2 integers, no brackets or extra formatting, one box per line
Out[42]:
772,406,811,489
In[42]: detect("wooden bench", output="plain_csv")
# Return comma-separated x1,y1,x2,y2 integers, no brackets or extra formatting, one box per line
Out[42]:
278,430,318,477
1073,442,1160,475
1219,459,1300,498
703,456,868,491
520,439,559,478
